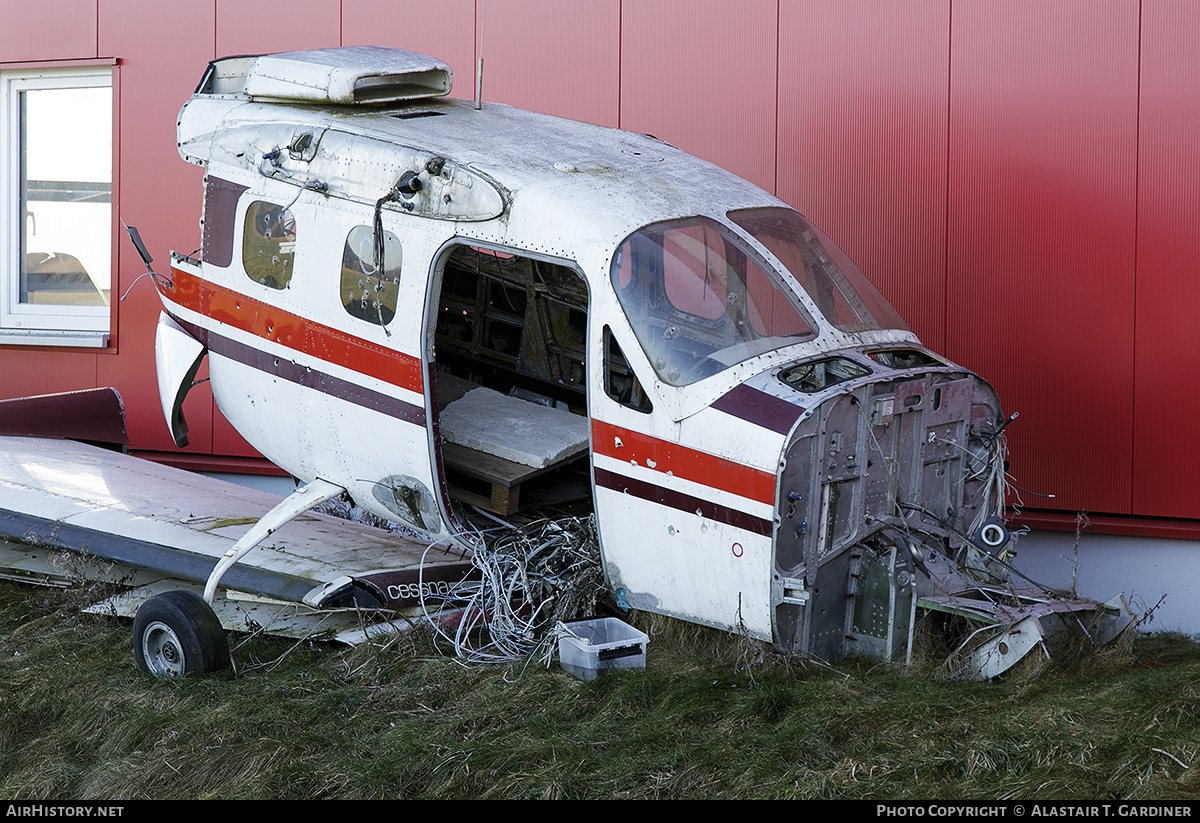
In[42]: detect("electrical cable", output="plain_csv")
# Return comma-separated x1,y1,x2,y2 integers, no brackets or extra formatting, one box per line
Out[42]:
415,515,607,665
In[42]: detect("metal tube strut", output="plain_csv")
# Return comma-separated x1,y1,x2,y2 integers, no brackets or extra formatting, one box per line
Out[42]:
203,478,345,604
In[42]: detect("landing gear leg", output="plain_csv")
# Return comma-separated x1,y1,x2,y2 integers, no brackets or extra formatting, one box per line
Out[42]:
202,477,345,603
131,478,345,679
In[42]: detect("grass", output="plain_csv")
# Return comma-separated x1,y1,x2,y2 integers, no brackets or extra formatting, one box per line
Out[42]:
1,576,1199,800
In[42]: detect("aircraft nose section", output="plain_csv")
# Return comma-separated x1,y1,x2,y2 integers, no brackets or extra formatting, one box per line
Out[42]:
770,358,1007,662
767,356,1137,676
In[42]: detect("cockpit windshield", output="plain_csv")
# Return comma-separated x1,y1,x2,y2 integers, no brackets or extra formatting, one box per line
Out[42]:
611,216,819,386
728,207,908,334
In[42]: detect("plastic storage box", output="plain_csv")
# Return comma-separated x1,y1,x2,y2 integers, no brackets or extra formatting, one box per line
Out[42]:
557,617,649,681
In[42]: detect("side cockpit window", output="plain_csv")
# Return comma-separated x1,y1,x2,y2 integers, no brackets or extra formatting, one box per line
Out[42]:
340,225,401,326
604,326,652,413
242,200,296,289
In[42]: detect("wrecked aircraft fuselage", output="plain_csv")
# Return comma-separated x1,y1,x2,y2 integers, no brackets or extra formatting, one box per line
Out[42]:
148,46,1129,679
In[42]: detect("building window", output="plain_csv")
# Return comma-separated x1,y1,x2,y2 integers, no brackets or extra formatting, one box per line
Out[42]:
0,67,112,345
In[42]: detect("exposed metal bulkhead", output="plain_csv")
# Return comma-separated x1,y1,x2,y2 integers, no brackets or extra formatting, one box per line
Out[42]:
770,349,1134,677
771,348,1008,663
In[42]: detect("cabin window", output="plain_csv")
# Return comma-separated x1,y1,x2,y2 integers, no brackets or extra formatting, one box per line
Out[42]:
0,67,112,346
340,225,401,326
611,216,818,386
242,200,296,290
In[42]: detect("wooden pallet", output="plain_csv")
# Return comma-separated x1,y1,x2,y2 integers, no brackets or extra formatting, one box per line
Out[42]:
441,442,582,516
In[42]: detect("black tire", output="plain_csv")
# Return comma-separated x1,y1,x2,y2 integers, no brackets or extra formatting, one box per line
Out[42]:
132,590,230,679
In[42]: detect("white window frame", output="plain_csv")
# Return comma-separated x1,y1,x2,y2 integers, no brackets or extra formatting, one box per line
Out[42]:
0,65,113,347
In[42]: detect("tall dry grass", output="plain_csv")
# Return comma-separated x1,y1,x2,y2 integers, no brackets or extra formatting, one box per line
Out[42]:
1,577,1198,799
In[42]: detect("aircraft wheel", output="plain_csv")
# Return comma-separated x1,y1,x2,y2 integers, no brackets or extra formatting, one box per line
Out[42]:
132,590,230,679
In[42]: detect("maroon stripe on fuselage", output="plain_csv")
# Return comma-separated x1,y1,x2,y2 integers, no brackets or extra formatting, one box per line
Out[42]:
593,466,773,536
710,383,805,435
172,312,426,426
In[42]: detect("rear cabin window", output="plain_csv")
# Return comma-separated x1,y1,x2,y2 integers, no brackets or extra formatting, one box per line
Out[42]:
340,225,401,326
242,200,296,290
201,177,247,268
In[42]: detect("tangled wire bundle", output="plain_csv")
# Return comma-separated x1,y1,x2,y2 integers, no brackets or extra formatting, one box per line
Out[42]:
421,515,610,664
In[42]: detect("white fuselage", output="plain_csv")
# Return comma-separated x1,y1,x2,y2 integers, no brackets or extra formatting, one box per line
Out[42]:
156,47,1003,653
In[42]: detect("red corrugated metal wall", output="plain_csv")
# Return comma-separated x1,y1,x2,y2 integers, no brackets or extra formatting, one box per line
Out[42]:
0,1,105,412
4,1,1199,526
620,0,778,192
946,1,1140,515
777,0,951,351
1133,1,1200,519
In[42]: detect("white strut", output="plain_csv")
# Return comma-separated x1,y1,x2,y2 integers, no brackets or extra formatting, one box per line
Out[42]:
203,478,345,604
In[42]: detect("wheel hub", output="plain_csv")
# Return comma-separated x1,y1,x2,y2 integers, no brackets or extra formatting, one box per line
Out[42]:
143,621,186,678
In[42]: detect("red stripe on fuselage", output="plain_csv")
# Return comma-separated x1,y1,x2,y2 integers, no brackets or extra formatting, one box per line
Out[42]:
591,419,777,506
168,265,423,395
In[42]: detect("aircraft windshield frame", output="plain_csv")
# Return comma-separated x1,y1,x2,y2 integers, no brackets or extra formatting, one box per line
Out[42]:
610,215,820,387
727,207,909,335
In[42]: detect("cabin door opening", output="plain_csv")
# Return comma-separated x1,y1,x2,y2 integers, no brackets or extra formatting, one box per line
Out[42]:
428,243,594,523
